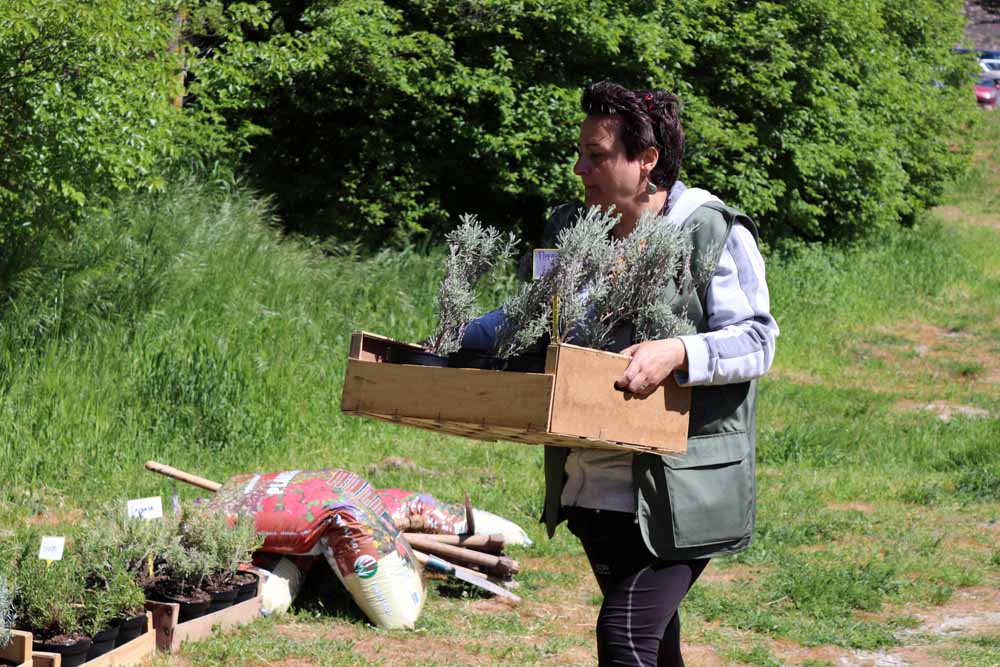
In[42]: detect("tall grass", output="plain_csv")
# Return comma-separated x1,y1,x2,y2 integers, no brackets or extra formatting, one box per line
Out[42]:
0,165,995,521
1,118,997,501
1,120,998,662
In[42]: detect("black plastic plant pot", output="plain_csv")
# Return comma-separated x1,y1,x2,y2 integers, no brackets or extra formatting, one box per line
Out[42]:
114,613,147,647
148,590,211,623
384,345,448,367
34,636,93,667
447,350,505,370
85,626,120,661
503,353,547,373
174,597,210,623
206,586,237,614
233,572,260,604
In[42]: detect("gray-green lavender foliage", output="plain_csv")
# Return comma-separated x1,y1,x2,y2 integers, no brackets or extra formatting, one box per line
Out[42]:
577,210,696,348
494,206,617,358
162,506,260,591
495,206,697,357
429,214,517,355
0,575,13,648
494,277,551,360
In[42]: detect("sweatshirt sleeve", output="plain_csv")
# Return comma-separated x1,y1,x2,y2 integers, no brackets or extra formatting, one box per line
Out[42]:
674,222,779,386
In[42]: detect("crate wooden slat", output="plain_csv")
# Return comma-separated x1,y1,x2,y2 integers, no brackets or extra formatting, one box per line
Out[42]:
342,331,690,454
0,630,31,667
145,584,262,653
30,652,58,667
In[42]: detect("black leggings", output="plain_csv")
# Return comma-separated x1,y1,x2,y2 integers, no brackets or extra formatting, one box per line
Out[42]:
565,507,708,667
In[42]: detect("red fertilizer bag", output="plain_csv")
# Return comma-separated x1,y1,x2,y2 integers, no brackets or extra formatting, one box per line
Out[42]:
208,469,425,629
378,488,534,546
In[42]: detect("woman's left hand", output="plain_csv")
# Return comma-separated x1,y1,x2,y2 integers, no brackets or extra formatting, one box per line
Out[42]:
614,339,688,397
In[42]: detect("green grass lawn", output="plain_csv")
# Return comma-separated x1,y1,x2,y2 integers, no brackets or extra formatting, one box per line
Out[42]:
2,115,999,666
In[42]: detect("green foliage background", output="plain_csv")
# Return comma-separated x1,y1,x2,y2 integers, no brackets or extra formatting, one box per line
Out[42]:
0,0,979,276
0,0,187,284
181,0,976,245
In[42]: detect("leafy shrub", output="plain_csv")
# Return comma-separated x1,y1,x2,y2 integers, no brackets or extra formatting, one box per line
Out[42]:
0,0,186,286
183,0,975,246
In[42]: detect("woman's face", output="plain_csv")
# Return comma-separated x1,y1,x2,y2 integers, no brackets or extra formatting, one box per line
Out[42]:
573,115,645,213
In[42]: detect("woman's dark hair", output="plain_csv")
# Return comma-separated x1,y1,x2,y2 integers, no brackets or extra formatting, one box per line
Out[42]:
581,81,684,190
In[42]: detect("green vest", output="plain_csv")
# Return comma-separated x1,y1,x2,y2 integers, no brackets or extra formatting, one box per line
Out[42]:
541,201,760,560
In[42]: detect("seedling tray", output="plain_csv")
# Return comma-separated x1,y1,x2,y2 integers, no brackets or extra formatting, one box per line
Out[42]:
82,613,154,667
27,614,155,667
0,630,31,667
341,331,690,454
145,584,261,653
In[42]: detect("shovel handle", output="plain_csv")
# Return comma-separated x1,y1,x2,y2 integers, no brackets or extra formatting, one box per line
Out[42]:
144,461,222,492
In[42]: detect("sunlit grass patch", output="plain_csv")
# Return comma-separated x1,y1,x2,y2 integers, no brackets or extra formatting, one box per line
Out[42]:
934,634,1000,667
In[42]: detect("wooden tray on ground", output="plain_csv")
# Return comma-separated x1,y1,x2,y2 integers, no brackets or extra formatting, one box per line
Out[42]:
145,585,262,653
341,331,690,454
0,630,31,667
28,614,155,667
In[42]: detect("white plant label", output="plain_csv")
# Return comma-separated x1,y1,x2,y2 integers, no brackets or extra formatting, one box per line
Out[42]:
38,536,65,561
127,496,164,520
533,249,558,280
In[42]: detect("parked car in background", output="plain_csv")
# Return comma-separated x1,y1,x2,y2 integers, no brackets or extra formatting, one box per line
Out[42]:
975,74,1000,109
981,58,1000,73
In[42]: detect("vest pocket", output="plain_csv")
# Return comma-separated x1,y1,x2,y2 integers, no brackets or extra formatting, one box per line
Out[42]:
662,431,753,548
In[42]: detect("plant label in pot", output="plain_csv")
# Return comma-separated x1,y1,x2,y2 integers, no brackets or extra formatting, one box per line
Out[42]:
37,537,65,562
127,497,163,520
532,249,558,279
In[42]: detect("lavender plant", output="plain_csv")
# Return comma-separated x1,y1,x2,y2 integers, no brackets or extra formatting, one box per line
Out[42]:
0,575,13,648
495,206,698,357
575,210,696,348
429,215,517,355
494,206,618,358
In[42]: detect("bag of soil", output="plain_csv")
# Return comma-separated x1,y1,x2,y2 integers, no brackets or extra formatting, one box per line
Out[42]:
378,489,534,547
208,469,425,629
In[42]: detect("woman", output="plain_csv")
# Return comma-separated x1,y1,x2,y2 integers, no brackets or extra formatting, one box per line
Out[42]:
540,81,779,666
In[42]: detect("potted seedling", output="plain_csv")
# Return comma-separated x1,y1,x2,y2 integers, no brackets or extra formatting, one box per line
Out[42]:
148,505,260,622
0,574,17,667
493,206,619,361
494,206,697,359
570,209,697,348
146,510,213,622
213,512,261,605
177,509,260,614
397,214,515,367
92,507,164,647
12,543,91,667
75,517,148,660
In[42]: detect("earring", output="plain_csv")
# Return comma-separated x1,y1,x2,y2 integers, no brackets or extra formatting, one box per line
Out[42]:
645,180,657,195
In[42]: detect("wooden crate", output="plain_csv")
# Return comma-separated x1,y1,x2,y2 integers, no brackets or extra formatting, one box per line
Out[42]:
145,586,262,653
25,615,155,667
341,331,690,454
0,630,31,667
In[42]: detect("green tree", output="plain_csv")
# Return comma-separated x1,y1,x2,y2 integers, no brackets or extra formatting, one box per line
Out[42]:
0,1,186,287
183,0,975,246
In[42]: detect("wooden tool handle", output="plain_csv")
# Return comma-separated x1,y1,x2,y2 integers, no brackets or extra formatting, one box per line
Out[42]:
144,461,222,492
403,532,506,555
405,533,520,576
